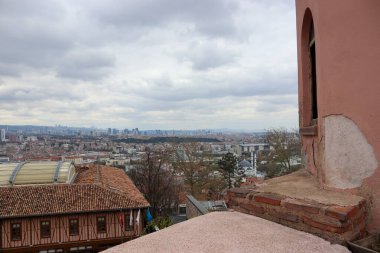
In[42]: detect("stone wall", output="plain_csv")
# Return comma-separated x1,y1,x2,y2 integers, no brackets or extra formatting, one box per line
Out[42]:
226,188,366,244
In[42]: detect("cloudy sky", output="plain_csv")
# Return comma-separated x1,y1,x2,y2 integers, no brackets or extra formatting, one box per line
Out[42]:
0,0,298,131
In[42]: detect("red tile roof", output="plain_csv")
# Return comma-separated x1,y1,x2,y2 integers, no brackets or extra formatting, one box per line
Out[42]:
0,164,149,218
74,165,149,206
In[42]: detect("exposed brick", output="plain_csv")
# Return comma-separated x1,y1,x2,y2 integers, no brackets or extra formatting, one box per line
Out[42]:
283,199,323,214
307,213,344,227
226,191,235,198
227,199,238,207
235,193,249,198
240,203,252,211
325,205,359,222
233,206,249,215
284,200,320,214
240,203,266,215
239,203,265,213
251,205,266,215
229,188,252,195
270,211,299,223
254,193,284,206
236,198,249,205
303,217,350,234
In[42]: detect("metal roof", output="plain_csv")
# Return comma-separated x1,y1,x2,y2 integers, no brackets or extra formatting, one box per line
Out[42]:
0,161,74,186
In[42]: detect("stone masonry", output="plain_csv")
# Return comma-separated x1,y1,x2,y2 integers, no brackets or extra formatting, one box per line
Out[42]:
226,188,366,244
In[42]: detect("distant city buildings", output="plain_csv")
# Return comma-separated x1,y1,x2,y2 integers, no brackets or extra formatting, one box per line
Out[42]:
0,128,5,142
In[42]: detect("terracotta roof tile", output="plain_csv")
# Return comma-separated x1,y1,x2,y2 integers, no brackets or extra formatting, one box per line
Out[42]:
0,164,149,218
74,165,149,206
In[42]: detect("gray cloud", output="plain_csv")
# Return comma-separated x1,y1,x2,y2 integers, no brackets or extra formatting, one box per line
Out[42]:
0,0,298,130
56,50,115,80
179,41,239,70
87,0,239,38
124,68,296,102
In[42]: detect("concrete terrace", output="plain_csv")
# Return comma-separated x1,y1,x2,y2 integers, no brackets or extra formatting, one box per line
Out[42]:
102,211,349,253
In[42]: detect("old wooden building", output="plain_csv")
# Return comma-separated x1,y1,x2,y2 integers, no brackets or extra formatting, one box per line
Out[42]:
0,162,150,253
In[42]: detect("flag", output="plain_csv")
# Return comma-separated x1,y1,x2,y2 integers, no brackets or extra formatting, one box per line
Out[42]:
136,209,140,226
146,207,153,222
129,210,133,227
119,210,124,228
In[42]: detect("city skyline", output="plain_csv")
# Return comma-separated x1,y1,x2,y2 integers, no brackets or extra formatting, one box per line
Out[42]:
0,0,297,130
0,123,269,134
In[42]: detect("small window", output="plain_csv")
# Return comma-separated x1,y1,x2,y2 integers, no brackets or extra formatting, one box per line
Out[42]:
11,223,21,241
97,216,106,233
41,221,51,238
179,205,186,215
124,211,133,231
69,219,79,236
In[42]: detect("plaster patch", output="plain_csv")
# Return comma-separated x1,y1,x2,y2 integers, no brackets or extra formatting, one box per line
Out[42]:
324,115,378,189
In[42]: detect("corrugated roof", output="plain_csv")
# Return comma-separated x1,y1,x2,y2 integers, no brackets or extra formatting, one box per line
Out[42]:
0,163,14,185
0,161,74,186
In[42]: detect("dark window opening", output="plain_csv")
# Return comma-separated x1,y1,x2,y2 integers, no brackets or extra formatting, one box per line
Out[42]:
124,211,133,231
41,220,51,238
11,223,21,241
97,216,106,233
69,219,79,236
309,20,318,121
179,206,186,214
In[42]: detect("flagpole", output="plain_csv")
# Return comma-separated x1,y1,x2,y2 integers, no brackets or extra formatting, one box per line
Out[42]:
136,209,140,236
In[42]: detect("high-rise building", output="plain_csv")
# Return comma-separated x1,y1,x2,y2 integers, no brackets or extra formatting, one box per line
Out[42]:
0,129,5,142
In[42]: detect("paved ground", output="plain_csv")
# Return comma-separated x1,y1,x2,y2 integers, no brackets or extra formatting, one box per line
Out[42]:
103,211,350,253
257,169,363,206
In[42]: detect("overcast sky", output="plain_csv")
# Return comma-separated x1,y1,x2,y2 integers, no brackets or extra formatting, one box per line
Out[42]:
0,0,298,131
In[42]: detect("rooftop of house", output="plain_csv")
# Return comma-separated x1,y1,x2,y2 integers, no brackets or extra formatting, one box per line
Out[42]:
0,163,149,218
103,211,350,253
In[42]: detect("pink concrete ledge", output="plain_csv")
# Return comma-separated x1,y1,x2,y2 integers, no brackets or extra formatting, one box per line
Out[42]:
102,211,349,253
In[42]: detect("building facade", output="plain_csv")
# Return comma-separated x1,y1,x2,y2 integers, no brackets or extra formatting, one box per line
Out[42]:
296,0,380,231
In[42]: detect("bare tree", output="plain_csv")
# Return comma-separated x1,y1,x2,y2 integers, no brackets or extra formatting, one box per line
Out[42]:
264,128,301,174
171,142,216,198
127,150,180,216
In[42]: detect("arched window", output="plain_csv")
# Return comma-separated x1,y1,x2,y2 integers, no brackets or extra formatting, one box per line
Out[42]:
309,20,318,122
300,9,318,132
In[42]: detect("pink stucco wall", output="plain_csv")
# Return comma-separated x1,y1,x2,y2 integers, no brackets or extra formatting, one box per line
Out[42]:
296,0,380,231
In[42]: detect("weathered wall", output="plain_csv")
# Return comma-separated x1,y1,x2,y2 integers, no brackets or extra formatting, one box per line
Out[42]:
324,115,378,189
296,0,380,231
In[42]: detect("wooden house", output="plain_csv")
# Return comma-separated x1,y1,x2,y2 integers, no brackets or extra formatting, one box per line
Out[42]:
0,162,149,253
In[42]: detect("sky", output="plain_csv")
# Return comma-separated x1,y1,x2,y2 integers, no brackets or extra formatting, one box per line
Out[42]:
0,0,298,131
